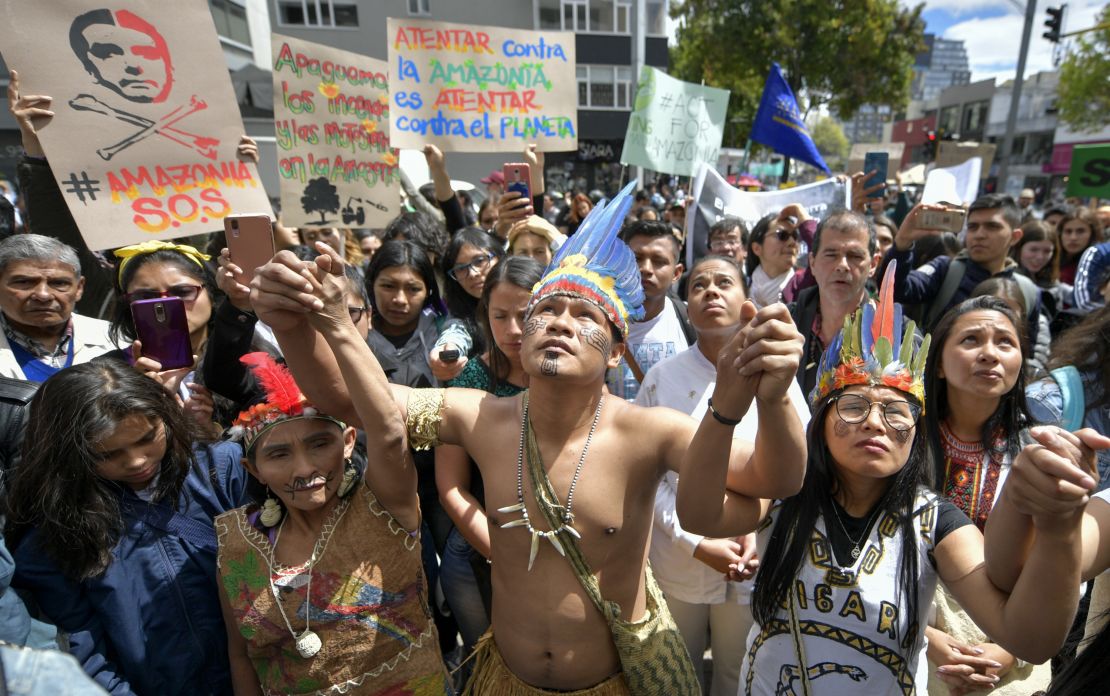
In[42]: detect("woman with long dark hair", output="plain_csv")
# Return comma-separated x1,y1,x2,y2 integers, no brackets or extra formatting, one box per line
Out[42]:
428,228,504,382
435,256,542,661
6,360,249,694
108,241,228,430
744,213,799,309
922,296,1049,694
677,273,1080,695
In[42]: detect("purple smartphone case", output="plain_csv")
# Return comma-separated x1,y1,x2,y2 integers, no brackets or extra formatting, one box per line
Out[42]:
130,297,192,370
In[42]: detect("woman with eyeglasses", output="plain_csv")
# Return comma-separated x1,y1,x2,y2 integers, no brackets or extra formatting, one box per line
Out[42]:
105,241,228,433
677,280,1083,696
745,214,800,309
427,228,504,383
921,296,1051,695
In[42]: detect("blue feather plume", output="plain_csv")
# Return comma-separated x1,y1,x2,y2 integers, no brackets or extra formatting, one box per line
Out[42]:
545,180,644,322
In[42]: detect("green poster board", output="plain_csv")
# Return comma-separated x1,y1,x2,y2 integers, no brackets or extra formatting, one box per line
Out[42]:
1066,144,1110,198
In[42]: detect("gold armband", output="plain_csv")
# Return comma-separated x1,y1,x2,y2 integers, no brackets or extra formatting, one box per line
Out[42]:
406,388,446,450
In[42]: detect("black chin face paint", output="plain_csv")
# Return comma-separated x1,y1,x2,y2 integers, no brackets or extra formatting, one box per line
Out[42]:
541,350,558,376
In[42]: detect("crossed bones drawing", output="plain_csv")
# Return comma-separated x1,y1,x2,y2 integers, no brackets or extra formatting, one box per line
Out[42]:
68,93,220,161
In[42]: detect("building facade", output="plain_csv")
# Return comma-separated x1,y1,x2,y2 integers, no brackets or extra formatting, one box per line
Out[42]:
985,70,1059,197
912,34,971,102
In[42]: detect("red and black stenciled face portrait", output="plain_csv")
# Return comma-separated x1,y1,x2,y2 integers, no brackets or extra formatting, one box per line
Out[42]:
70,8,175,104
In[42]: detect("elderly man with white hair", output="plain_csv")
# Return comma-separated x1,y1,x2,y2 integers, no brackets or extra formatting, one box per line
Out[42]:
0,234,117,382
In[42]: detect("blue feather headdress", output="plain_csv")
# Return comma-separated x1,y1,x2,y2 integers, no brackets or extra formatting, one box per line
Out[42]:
526,181,645,337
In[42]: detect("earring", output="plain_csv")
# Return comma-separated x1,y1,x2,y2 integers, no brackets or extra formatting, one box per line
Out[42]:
259,490,283,527
338,457,359,498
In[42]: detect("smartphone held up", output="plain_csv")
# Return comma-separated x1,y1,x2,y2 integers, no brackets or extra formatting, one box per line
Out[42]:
224,214,276,287
131,296,193,370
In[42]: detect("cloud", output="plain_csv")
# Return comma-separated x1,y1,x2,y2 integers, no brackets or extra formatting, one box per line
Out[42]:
941,0,1104,82
901,0,1013,18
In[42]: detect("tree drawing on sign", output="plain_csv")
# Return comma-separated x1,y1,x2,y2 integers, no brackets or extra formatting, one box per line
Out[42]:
301,177,340,224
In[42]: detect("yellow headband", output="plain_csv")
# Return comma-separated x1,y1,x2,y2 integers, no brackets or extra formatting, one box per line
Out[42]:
114,241,211,285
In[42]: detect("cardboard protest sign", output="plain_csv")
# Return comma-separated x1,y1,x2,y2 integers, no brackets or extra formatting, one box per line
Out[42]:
620,67,729,177
847,142,905,179
937,142,996,180
1065,144,1110,198
387,18,577,152
0,0,272,250
271,34,398,229
685,163,850,269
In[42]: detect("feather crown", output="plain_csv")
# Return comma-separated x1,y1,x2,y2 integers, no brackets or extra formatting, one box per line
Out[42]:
526,181,645,337
228,352,343,452
808,261,931,408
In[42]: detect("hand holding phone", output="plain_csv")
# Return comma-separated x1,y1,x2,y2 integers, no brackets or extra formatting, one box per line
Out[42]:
131,297,193,370
919,208,966,232
440,349,460,363
503,162,532,202
863,152,889,195
224,214,276,287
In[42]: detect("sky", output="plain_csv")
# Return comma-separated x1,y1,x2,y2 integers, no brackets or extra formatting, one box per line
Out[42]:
911,0,1106,84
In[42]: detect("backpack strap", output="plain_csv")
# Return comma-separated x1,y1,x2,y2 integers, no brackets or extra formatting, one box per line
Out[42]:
669,295,697,347
925,258,965,328
1049,365,1086,431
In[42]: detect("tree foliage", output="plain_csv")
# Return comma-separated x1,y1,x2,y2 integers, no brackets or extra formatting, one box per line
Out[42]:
1057,5,1110,133
811,116,850,169
670,0,926,147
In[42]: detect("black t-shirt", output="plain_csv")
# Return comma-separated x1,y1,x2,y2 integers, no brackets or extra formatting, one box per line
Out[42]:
382,329,415,350
826,497,972,568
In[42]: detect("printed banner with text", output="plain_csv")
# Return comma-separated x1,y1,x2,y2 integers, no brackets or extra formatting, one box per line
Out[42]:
387,18,577,152
620,66,729,177
685,163,850,269
0,0,272,250
271,34,398,229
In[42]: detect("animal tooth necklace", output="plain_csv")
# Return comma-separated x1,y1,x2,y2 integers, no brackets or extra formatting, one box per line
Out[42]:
498,394,603,571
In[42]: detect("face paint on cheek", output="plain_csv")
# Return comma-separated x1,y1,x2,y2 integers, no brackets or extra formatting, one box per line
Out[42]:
541,350,558,376
524,318,546,337
833,419,851,437
893,429,911,444
579,326,610,357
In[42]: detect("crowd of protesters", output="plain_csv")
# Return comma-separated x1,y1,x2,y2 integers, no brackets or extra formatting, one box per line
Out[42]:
0,63,1108,696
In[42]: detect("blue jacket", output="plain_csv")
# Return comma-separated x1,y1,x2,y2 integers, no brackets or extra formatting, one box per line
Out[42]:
882,247,1043,338
13,441,249,696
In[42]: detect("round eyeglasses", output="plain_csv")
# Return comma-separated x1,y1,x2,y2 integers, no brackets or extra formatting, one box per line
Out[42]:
448,252,495,281
833,393,921,432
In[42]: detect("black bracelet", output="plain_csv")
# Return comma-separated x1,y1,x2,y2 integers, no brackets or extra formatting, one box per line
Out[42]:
707,398,741,427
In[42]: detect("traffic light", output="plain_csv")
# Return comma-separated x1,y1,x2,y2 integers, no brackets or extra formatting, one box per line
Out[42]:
1044,5,1065,43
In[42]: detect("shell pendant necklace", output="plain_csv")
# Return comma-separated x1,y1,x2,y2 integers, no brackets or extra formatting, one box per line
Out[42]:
498,394,603,571
268,499,348,658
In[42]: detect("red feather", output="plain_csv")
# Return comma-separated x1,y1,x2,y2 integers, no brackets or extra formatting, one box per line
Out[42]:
872,261,897,344
240,352,303,414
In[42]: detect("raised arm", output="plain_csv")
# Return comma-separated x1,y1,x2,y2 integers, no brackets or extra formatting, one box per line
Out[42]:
947,426,1110,663
675,302,806,537
300,245,419,527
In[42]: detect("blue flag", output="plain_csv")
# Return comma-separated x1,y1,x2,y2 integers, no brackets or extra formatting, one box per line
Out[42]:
749,63,829,173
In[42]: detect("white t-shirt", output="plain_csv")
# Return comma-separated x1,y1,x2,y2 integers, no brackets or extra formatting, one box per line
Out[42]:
606,296,689,401
636,344,811,605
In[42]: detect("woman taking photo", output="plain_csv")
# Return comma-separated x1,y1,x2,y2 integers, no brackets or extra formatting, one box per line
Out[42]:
435,257,542,658
922,296,1050,694
677,269,1079,696
8,360,250,694
428,229,504,382
109,241,226,430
